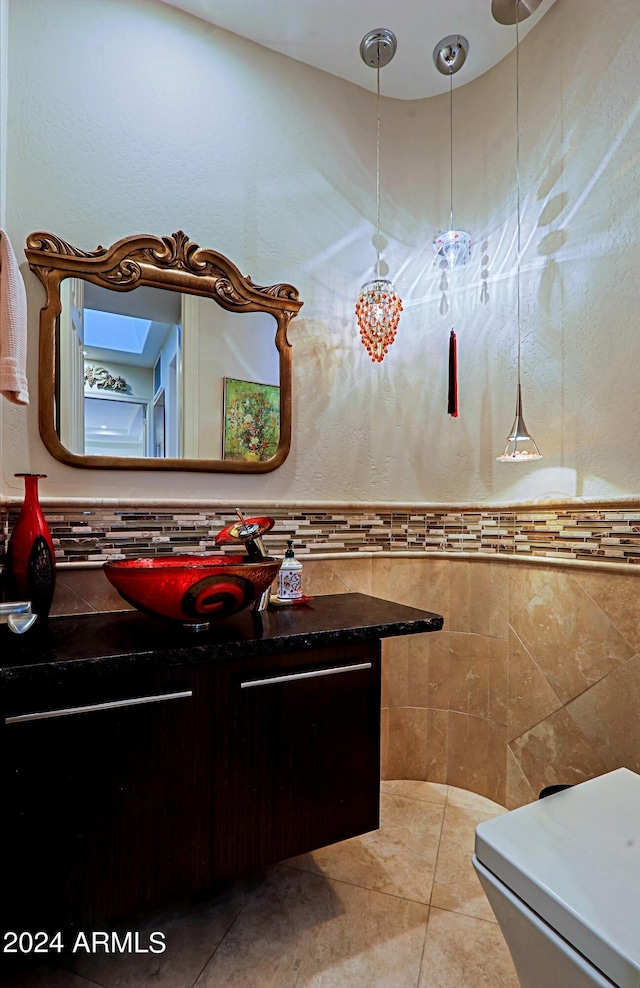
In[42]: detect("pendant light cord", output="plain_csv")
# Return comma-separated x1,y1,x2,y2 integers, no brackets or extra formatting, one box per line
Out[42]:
375,64,381,279
449,71,454,232
515,2,522,385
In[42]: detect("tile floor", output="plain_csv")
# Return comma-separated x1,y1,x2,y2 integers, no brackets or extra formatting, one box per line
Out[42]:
3,782,520,988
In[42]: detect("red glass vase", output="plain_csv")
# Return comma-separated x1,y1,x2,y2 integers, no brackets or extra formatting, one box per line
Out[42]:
6,473,56,619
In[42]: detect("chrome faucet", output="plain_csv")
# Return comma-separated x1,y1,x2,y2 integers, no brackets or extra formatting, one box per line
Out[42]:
233,509,272,611
234,508,269,559
214,510,277,613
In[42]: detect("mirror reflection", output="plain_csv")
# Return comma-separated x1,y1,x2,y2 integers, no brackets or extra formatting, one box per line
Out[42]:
58,279,279,461
26,230,302,473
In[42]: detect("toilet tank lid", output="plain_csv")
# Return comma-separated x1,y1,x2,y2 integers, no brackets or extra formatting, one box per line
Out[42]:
475,768,640,988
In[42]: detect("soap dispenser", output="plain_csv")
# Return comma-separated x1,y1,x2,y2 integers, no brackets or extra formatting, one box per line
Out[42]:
277,540,303,601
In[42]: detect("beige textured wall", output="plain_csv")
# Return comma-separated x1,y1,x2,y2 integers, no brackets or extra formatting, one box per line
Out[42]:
0,0,7,229
51,555,640,807
2,0,640,504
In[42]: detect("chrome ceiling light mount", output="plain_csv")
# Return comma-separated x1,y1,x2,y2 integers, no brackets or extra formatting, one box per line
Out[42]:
496,0,542,462
432,34,472,269
356,28,403,363
359,27,397,69
491,0,542,25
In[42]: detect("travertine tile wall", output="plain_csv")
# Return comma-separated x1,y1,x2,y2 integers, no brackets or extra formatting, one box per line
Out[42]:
270,553,639,809
371,557,640,809
2,505,638,809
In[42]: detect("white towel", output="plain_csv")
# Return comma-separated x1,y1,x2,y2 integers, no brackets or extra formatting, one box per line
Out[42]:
0,229,29,405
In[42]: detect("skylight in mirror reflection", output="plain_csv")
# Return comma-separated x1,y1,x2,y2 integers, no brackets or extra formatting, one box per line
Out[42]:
83,309,154,355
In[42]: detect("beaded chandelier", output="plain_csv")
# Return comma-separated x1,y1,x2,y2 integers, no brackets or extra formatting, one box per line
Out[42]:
356,278,402,363
432,36,472,270
356,29,402,363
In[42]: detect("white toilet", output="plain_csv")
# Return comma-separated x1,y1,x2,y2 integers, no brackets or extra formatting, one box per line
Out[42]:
473,767,640,988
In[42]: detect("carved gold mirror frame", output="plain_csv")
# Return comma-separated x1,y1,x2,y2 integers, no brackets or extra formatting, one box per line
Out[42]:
26,231,303,472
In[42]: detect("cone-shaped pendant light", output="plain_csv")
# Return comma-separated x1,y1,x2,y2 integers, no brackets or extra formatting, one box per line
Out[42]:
498,382,542,460
356,29,402,362
496,0,542,462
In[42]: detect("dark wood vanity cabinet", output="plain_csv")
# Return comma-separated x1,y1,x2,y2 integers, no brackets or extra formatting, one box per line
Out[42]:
0,594,442,930
212,641,381,880
1,640,381,929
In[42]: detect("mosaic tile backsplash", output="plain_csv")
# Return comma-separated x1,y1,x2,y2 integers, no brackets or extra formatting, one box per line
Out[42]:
2,504,640,566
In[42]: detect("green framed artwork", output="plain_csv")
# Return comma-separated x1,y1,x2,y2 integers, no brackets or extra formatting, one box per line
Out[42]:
223,378,280,461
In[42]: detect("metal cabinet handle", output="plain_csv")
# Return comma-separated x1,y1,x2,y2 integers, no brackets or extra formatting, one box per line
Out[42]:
241,662,372,689
5,690,193,724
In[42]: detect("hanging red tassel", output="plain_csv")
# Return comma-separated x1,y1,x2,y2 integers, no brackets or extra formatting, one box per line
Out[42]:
448,329,458,417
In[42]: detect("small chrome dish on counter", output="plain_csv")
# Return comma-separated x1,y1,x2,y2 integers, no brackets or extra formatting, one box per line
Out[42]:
0,601,38,634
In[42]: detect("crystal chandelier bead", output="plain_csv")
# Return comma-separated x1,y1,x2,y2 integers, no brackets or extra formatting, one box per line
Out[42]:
355,278,403,362
433,230,472,268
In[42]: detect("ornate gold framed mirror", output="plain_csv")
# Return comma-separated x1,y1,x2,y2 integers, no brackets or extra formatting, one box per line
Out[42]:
26,231,303,472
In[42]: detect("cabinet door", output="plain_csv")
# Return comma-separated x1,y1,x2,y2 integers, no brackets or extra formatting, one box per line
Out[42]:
1,665,214,930
212,641,381,880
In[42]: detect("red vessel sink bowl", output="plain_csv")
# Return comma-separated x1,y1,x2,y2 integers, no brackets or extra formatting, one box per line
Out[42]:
104,554,282,627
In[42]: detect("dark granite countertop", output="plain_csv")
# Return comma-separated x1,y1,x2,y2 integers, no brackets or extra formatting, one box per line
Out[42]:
0,593,443,688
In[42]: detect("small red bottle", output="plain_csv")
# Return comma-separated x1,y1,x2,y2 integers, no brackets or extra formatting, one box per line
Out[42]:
6,473,56,618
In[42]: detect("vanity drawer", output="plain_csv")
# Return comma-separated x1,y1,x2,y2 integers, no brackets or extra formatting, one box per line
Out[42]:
212,641,382,880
